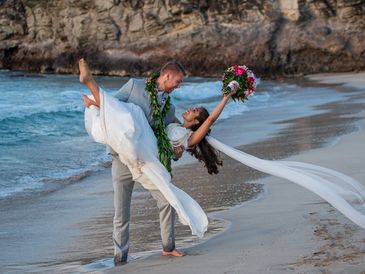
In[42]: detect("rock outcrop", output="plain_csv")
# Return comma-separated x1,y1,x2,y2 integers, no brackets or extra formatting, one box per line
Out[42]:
1,0,365,77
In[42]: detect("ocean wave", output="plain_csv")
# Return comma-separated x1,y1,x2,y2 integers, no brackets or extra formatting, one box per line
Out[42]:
0,158,111,199
173,90,273,121
0,103,84,122
172,81,224,102
0,108,85,145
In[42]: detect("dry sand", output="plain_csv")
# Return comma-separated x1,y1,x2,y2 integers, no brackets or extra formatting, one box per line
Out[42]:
105,73,365,274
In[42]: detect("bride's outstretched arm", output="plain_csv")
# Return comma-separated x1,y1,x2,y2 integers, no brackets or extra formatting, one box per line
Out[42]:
188,91,235,147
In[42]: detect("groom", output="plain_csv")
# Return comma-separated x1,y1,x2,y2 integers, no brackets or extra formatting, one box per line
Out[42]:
108,61,186,265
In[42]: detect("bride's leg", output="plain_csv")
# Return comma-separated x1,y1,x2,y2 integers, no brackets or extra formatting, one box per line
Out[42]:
79,58,100,107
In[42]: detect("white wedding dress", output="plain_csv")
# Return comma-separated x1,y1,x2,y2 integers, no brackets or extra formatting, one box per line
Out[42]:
85,90,365,232
84,90,208,238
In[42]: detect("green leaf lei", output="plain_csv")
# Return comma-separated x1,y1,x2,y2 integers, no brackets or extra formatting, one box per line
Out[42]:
145,72,173,173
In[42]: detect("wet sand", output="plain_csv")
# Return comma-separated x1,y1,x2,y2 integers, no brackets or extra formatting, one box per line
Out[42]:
106,121,365,274
1,73,365,273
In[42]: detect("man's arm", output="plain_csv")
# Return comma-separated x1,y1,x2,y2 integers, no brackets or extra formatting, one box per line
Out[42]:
114,78,134,102
171,115,185,160
165,107,185,160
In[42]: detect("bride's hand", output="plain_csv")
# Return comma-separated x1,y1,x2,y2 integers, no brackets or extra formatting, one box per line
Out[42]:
224,89,238,99
224,81,239,98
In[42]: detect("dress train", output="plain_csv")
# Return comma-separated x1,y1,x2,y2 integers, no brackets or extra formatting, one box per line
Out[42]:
207,136,365,229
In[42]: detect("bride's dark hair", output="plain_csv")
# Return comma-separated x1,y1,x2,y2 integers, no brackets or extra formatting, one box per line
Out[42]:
187,108,223,174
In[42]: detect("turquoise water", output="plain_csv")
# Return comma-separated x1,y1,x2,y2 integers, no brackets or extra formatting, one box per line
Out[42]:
0,71,344,199
1,70,357,273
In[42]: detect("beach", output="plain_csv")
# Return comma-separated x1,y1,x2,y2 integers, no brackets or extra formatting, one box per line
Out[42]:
1,72,365,273
106,73,365,274
106,121,365,274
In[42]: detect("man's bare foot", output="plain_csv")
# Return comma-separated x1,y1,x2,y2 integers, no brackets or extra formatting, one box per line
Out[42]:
79,58,93,84
162,249,186,257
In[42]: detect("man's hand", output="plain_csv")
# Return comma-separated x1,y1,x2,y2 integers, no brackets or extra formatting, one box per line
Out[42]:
172,145,185,161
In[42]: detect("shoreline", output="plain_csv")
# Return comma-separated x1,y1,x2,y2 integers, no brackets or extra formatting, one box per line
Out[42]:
1,73,365,273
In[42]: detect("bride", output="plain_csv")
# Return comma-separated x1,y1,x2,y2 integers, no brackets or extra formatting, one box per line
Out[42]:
80,59,236,239
81,60,365,238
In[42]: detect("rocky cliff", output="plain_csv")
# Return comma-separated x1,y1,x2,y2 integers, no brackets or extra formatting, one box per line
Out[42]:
1,0,365,77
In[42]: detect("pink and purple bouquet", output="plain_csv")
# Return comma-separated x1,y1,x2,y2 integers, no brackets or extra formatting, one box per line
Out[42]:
222,65,258,102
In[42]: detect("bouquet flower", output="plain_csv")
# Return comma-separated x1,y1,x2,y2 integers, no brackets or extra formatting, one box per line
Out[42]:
222,65,258,101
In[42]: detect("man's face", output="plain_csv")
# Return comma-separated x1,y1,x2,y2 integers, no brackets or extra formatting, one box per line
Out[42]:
163,71,184,93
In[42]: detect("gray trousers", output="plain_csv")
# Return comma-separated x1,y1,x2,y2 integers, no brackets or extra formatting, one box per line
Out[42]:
111,154,176,261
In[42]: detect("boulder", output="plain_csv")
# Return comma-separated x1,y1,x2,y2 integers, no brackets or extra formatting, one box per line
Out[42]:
1,0,365,77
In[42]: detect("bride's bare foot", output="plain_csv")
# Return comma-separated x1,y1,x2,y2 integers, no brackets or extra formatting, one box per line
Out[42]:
162,249,186,257
79,58,93,84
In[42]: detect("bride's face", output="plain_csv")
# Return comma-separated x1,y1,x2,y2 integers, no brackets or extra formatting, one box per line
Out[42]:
182,107,202,123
